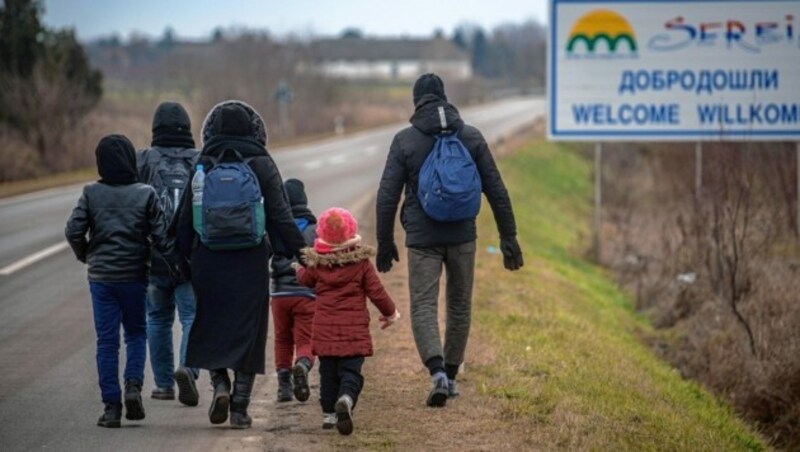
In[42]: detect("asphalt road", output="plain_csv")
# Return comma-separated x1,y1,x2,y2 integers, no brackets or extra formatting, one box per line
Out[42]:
0,96,545,451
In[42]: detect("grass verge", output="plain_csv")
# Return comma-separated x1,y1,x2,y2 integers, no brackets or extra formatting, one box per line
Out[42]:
470,141,765,450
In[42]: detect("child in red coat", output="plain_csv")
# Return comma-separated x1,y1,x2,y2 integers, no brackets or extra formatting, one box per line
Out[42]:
296,207,400,436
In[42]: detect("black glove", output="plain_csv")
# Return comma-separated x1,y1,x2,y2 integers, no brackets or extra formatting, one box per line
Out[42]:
166,255,191,284
376,241,400,273
500,236,523,271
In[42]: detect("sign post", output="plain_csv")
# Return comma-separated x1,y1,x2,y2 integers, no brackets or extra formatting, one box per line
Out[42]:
695,142,702,201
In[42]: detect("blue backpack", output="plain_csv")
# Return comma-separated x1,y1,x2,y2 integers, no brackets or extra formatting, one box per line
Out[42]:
196,149,266,250
417,125,482,222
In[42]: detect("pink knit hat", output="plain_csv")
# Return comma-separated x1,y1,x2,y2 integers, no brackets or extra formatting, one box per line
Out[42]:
315,207,359,250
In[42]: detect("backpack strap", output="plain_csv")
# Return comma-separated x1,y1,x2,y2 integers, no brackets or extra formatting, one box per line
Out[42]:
206,148,255,168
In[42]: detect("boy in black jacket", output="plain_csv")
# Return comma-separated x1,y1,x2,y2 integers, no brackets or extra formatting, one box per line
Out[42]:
65,134,181,428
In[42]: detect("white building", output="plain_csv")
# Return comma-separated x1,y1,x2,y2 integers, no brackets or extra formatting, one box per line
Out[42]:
305,37,472,81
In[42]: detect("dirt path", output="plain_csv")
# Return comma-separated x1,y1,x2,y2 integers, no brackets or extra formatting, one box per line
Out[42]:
226,198,528,451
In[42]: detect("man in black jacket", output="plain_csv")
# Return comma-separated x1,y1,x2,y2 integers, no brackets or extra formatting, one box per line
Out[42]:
375,74,523,407
136,102,200,406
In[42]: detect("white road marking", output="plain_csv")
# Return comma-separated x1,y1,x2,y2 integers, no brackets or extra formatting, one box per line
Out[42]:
303,160,324,171
327,154,349,165
0,241,70,276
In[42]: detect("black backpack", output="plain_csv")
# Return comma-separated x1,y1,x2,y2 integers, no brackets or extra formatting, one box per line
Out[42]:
138,148,196,225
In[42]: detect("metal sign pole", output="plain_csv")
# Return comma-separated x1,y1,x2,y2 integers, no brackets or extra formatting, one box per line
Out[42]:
695,142,702,201
594,142,603,260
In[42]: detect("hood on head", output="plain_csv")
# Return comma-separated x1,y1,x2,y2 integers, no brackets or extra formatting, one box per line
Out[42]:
413,73,447,107
410,96,463,135
95,134,137,185
284,178,308,207
151,101,195,148
201,100,267,147
152,101,191,134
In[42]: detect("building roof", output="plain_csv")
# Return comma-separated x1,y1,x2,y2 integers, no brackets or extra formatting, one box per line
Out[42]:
311,37,469,62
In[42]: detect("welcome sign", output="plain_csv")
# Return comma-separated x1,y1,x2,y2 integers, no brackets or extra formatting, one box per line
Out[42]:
548,0,800,141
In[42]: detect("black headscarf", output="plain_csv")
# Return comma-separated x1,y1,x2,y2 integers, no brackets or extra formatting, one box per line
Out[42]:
96,134,138,185
151,101,195,149
413,73,447,107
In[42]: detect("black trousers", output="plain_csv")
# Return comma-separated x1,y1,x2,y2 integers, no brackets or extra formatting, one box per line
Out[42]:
318,356,365,413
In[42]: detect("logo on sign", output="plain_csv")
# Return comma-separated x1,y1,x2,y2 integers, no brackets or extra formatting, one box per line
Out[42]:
567,9,638,57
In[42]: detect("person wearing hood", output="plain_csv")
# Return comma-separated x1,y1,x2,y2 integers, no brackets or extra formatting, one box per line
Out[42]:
375,74,524,407
175,100,307,429
136,101,201,407
66,134,181,428
269,178,318,404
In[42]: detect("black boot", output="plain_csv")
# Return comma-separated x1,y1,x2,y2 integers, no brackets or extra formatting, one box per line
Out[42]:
97,402,122,428
276,369,293,402
124,379,145,420
230,371,255,429
292,358,311,402
208,369,231,425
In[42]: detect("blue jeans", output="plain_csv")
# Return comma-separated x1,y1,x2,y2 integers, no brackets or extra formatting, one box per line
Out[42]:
89,281,147,404
146,273,198,389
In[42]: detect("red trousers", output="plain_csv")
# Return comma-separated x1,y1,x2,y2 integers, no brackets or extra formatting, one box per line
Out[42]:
271,296,315,370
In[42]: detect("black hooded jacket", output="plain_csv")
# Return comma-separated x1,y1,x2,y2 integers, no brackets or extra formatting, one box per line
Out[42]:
65,134,176,282
270,204,317,295
376,94,517,247
137,102,199,276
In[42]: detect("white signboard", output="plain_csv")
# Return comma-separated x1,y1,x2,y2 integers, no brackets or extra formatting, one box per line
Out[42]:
548,0,800,141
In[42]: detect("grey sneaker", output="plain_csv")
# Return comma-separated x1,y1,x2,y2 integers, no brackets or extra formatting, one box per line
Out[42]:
448,379,460,398
335,395,354,435
292,360,311,402
426,372,448,407
322,412,337,429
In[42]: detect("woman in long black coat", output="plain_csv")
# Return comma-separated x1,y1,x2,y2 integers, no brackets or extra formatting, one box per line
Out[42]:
176,100,306,428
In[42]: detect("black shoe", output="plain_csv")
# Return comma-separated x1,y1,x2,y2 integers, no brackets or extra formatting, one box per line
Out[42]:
276,370,293,402
174,367,199,407
292,360,310,402
151,387,175,400
335,395,354,436
229,401,252,429
426,373,448,408
97,402,122,428
124,379,145,420
208,370,231,425
230,371,255,429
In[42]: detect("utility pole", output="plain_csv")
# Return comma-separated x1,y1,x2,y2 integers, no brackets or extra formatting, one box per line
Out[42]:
695,142,703,201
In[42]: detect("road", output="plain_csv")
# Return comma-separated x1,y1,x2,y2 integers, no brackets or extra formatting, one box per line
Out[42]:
0,96,545,451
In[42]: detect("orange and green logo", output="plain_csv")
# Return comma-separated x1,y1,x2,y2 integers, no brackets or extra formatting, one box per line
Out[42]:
567,10,638,55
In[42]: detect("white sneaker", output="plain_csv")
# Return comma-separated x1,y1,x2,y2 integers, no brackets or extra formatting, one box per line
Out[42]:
322,412,336,429
334,395,354,435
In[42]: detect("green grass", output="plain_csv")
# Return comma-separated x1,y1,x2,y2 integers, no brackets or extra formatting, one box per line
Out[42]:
471,141,765,450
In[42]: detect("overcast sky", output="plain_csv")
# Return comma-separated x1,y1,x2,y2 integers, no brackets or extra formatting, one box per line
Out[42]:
42,0,549,41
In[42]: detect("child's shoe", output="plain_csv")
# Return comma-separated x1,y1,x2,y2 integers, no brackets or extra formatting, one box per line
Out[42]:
97,402,122,428
124,379,145,420
334,394,354,435
276,369,293,402
448,379,460,398
426,372,448,407
292,358,311,402
322,412,337,429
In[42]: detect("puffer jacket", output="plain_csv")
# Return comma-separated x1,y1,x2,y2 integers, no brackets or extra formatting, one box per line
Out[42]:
376,94,517,248
271,207,317,296
296,245,396,357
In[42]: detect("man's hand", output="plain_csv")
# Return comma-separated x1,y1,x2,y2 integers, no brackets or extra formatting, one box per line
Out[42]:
500,236,524,271
379,310,401,329
376,241,399,273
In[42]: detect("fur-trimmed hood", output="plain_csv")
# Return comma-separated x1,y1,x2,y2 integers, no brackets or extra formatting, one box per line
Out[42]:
301,245,375,267
201,99,268,147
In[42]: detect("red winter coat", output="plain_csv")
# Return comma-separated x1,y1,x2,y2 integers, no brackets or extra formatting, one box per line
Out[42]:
296,245,396,357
